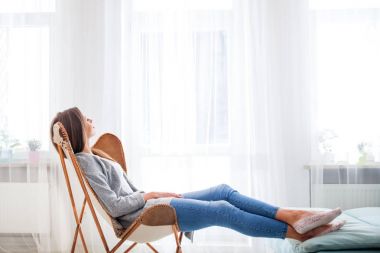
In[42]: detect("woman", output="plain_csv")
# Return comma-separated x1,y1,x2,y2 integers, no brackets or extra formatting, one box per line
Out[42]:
50,107,345,242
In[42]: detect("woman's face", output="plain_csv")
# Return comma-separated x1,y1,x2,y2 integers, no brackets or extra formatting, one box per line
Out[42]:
83,115,96,139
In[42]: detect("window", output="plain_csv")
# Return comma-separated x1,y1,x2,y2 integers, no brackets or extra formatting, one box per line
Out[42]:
194,31,229,144
131,0,231,148
310,0,380,162
0,1,53,155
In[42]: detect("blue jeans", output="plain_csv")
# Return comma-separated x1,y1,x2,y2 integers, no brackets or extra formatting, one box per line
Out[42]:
169,184,288,239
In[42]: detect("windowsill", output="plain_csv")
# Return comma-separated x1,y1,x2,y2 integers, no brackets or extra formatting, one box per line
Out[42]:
305,164,380,184
304,162,380,170
0,151,51,183
0,150,50,165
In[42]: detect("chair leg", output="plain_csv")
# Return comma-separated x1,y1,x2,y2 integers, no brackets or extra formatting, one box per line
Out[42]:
124,242,138,253
71,231,78,253
71,225,87,253
71,224,88,253
172,225,182,253
176,232,183,253
146,243,159,253
59,148,90,253
71,198,89,253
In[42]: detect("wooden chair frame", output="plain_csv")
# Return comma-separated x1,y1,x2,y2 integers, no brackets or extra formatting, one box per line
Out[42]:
52,122,183,253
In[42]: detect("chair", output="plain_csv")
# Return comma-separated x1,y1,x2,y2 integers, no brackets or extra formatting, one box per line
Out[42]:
52,122,184,253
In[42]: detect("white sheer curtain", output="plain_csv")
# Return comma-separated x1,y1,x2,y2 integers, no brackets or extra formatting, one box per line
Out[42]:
121,0,311,251
0,1,53,252
309,0,380,211
48,0,125,252
0,0,313,252
0,0,124,252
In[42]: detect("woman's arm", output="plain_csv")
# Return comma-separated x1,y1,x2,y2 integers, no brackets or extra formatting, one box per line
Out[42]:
85,171,146,218
143,192,182,201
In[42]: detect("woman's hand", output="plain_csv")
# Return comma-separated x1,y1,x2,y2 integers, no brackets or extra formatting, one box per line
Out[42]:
143,192,183,202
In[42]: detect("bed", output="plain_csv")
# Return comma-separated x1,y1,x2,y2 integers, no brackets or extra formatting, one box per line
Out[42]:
266,207,380,253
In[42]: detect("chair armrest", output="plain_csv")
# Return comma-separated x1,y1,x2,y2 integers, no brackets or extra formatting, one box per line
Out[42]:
139,204,177,226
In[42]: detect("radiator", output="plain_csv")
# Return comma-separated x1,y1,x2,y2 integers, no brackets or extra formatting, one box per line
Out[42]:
311,184,380,210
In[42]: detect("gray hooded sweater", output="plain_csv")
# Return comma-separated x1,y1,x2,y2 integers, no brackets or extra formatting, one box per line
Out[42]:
75,152,147,228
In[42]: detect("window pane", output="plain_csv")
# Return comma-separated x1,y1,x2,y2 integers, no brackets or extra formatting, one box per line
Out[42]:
313,9,380,160
133,0,232,12
140,32,163,145
194,31,229,144
0,27,49,152
0,0,55,13
310,0,380,10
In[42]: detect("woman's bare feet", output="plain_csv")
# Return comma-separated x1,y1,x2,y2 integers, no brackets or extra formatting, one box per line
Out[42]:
285,220,345,242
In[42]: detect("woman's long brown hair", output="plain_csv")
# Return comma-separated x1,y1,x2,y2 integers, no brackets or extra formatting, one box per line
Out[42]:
50,107,86,157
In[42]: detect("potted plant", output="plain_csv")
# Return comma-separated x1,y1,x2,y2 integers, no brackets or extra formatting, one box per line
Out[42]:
318,129,338,163
0,130,21,159
28,139,42,164
357,141,374,165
